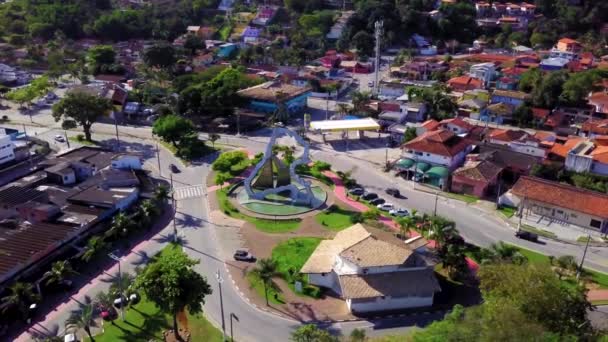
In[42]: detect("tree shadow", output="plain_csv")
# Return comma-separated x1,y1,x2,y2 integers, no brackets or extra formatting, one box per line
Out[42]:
175,212,204,230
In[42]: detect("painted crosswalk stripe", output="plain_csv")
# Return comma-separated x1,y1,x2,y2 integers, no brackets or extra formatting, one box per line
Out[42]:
173,185,204,200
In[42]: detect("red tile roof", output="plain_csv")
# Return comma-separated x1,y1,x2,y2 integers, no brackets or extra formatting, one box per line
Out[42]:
402,129,471,157
512,176,608,218
453,160,503,182
441,117,473,130
589,92,608,114
549,137,584,158
582,119,608,135
421,119,440,131
558,38,579,45
447,76,483,90
532,107,550,119
488,129,528,142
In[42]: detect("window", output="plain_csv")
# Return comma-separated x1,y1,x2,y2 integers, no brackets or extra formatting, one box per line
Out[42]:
426,153,430,156
557,210,563,214
590,219,601,229
571,213,577,218
64,176,69,181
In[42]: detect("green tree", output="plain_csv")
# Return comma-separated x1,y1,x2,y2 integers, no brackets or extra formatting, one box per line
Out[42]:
350,328,366,342
1,282,40,321
532,71,569,109
66,303,96,342
518,68,542,93
403,127,417,143
152,114,195,147
351,91,371,114
208,133,220,148
512,104,534,127
291,324,338,342
351,31,374,58
154,184,171,205
52,92,112,141
143,43,176,69
136,199,159,227
135,246,212,340
478,263,591,336
105,212,134,239
396,216,416,240
486,242,527,265
43,260,77,288
81,235,108,263
86,45,116,74
250,258,282,306
560,70,607,106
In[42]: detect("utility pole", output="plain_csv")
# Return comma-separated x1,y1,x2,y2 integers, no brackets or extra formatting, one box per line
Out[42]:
64,130,70,149
576,233,591,280
236,111,241,137
170,172,177,242
373,20,383,97
216,270,227,342
230,313,239,342
433,191,438,216
114,116,120,151
495,181,501,209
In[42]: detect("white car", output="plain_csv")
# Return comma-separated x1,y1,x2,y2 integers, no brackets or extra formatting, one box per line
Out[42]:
389,208,410,217
54,135,66,143
377,203,394,211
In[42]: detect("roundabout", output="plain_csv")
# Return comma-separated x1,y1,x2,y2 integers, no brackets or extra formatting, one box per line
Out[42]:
234,180,328,216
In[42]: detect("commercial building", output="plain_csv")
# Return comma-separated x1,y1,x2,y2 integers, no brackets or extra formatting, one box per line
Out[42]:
300,224,439,314
237,81,311,115
511,176,608,233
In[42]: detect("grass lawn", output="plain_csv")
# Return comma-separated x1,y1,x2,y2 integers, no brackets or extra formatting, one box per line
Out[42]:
577,235,595,243
217,189,301,233
217,23,233,41
444,192,478,204
315,206,357,231
520,224,557,239
271,237,324,298
69,136,99,147
498,206,516,218
92,244,223,341
246,272,285,305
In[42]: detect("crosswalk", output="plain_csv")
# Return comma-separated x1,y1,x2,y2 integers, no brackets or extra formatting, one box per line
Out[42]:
173,184,205,200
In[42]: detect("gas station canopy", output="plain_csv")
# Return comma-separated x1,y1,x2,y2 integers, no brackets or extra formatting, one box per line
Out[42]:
309,118,381,132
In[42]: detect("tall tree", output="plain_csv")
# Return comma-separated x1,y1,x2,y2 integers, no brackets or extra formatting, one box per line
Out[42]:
143,43,176,69
52,92,112,141
250,258,282,306
85,45,116,74
152,114,196,147
135,246,212,340
105,212,134,239
81,235,108,263
43,260,77,288
66,303,97,342
1,282,40,321
291,324,338,342
154,184,171,205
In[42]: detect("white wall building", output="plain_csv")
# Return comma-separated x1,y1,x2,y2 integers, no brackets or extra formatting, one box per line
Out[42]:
565,140,608,176
401,129,472,170
0,135,15,165
469,62,495,88
301,224,439,314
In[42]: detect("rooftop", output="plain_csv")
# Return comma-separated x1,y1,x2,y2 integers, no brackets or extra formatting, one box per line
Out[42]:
402,129,471,157
453,159,503,182
237,81,311,102
339,269,440,299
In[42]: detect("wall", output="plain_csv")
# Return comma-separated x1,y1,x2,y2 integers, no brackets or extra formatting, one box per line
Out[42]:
451,175,487,197
591,161,608,176
509,142,546,158
308,272,341,294
565,154,593,173
491,95,523,107
526,199,606,231
0,135,15,165
111,155,142,170
347,294,434,313
115,188,140,211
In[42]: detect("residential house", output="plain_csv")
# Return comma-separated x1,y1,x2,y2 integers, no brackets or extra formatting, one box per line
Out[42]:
447,76,484,92
0,135,15,166
487,129,548,158
300,224,440,313
510,176,608,233
458,98,487,118
252,6,277,26
556,38,582,53
480,103,515,124
440,117,473,135
469,63,496,88
496,77,518,90
186,26,216,40
417,119,440,136
581,119,608,138
540,57,571,71
217,43,238,58
451,157,503,197
193,52,214,68
237,81,311,115
411,34,437,56
340,60,372,74
564,139,608,176
477,142,540,182
589,92,608,115
490,90,529,107
242,26,262,44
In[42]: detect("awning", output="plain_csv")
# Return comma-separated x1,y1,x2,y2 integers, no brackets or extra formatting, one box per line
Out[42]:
426,166,449,179
414,162,430,173
309,118,380,132
394,158,415,170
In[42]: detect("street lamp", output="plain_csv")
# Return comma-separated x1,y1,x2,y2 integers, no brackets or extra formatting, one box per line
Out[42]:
230,313,239,342
216,269,227,342
108,251,125,321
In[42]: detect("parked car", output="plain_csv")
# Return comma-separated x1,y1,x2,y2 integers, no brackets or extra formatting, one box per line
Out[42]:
361,192,378,200
370,198,385,205
515,230,539,242
348,187,364,196
169,163,180,173
385,188,400,197
389,208,409,217
54,135,66,143
233,249,256,262
377,203,395,211
368,81,374,87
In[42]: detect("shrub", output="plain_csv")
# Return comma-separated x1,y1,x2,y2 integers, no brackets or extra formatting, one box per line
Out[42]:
212,150,248,172
350,212,363,223
303,285,322,298
229,159,250,175
313,161,331,171
76,134,85,141
362,208,380,221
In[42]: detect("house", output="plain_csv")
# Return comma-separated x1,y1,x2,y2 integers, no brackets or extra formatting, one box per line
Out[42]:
581,119,608,138
378,102,427,125
417,119,440,136
490,90,529,107
540,57,570,71
564,139,608,176
186,26,216,40
496,77,518,90
440,117,473,135
451,158,503,197
401,128,472,171
458,98,487,118
556,38,582,53
447,76,484,92
510,176,608,233
480,103,515,124
487,129,547,158
411,34,437,56
340,60,372,73
252,6,277,26
477,143,540,181
469,63,496,88
217,43,237,58
237,81,311,115
589,92,608,115
242,26,262,43
300,224,440,314
0,135,15,166
193,52,214,68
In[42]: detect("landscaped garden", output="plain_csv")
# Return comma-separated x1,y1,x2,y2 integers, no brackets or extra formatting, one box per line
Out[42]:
271,237,324,298
315,205,359,231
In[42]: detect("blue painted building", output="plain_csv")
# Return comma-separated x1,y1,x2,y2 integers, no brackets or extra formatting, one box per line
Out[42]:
490,89,529,107
217,43,237,58
237,81,311,115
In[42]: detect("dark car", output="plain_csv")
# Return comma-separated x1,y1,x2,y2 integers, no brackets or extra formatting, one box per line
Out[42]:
348,188,364,196
233,249,256,262
370,198,385,205
515,230,539,242
169,163,180,173
361,192,378,200
385,188,400,197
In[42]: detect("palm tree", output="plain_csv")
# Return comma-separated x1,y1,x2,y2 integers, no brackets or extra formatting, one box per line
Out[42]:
1,282,40,321
81,235,108,263
94,291,113,311
109,272,135,298
66,303,96,341
429,216,457,249
43,260,77,288
136,200,159,228
154,184,170,205
325,83,339,120
396,217,416,240
105,212,134,239
250,258,282,306
336,103,352,119
351,91,371,114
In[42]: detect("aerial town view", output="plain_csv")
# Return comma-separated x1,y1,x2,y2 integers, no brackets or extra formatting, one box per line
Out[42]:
0,0,607,341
